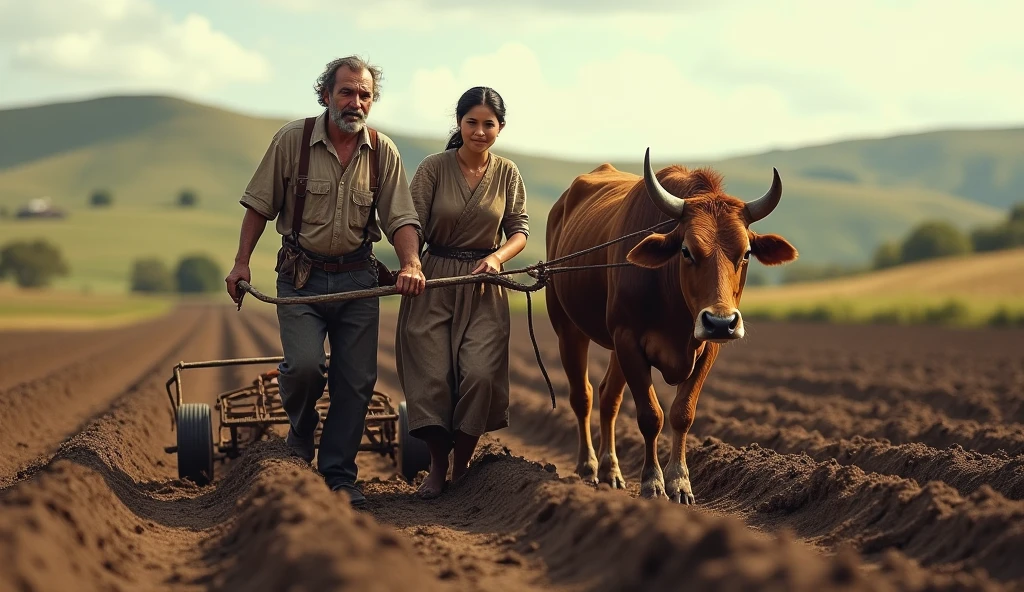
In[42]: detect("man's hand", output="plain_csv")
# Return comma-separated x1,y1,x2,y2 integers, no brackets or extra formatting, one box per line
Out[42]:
395,261,425,296
471,254,502,275
225,262,251,304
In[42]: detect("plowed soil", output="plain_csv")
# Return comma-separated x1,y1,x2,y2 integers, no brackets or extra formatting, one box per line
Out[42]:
1,303,1022,591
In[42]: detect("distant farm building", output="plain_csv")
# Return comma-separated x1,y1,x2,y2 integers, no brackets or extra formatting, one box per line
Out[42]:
16,197,66,219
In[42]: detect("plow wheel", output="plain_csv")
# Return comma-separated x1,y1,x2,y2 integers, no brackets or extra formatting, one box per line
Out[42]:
177,403,214,486
398,401,430,482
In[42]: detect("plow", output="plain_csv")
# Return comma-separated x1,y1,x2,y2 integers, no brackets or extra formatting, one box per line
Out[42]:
163,354,430,486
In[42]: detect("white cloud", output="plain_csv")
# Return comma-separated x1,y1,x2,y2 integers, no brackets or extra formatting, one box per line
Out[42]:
370,43,853,161
260,0,708,34
369,0,1024,160
1,0,270,92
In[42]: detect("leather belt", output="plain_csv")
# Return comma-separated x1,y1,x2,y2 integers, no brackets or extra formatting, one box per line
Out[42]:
307,258,372,273
303,243,372,273
427,245,496,261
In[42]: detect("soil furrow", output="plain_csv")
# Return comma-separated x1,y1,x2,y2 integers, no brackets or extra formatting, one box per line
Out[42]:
1,308,1020,591
0,307,207,487
504,370,1024,586
692,413,1024,500
699,383,1024,456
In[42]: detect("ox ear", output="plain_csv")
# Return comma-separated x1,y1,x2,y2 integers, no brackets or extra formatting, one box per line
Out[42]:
627,233,681,269
750,232,798,266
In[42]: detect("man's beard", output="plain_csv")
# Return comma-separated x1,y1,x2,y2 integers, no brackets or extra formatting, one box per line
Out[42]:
329,103,366,133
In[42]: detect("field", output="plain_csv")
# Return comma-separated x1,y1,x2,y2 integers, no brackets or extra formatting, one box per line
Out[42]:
1,303,1022,591
0,284,175,330
742,247,1024,326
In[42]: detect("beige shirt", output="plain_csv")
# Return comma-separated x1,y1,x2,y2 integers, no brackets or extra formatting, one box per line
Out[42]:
240,110,421,257
411,149,530,252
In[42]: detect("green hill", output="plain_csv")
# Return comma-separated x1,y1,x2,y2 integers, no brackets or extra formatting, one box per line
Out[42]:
0,95,1016,294
712,127,1024,209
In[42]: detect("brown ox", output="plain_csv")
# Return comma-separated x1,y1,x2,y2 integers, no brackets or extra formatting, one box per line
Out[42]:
545,150,798,503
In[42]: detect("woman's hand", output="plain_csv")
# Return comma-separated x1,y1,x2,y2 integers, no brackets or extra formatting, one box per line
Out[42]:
471,254,502,274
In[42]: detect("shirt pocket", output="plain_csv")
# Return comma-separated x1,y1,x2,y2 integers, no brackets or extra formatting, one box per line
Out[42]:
301,179,334,224
349,188,374,230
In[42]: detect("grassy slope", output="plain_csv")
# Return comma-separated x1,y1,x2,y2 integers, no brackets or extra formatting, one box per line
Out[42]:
0,284,175,330
714,127,1024,209
741,247,1024,325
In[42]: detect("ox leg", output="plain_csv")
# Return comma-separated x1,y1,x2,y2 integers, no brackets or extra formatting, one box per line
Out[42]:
665,343,719,505
548,302,598,483
616,342,666,500
597,352,626,489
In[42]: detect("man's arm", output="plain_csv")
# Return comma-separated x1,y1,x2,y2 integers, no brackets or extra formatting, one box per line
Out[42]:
392,224,425,296
374,137,426,296
225,207,270,304
228,125,292,303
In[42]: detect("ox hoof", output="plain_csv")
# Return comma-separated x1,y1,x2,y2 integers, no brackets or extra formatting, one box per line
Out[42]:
605,473,626,490
577,462,598,481
575,458,599,486
671,491,696,505
598,458,625,489
640,479,667,500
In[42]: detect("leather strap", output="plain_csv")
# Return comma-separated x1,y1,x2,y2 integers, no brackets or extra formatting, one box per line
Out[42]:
290,116,317,239
361,128,381,248
287,117,382,250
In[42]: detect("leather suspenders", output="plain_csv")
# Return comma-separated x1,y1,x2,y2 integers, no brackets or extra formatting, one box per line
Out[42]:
287,116,382,247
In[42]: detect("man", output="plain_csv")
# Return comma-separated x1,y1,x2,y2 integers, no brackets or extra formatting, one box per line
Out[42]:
225,55,426,509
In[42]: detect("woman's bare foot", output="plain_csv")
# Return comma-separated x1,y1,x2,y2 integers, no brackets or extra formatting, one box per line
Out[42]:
415,426,452,500
450,430,480,483
417,464,448,499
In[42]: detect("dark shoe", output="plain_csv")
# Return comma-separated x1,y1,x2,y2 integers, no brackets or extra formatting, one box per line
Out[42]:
286,428,315,464
332,482,367,509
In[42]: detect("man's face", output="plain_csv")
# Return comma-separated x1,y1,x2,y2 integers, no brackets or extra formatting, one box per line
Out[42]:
325,66,374,133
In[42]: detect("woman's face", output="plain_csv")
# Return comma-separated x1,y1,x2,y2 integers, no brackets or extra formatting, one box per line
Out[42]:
459,104,504,153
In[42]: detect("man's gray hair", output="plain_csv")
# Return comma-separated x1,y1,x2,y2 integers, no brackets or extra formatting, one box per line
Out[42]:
315,55,383,106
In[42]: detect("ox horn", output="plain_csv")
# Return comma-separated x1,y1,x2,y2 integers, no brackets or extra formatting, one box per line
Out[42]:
644,147,686,219
744,167,783,223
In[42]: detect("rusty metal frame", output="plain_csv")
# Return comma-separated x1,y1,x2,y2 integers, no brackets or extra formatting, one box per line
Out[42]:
163,354,398,465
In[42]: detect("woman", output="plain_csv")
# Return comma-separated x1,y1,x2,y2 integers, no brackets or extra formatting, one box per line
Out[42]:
396,86,529,499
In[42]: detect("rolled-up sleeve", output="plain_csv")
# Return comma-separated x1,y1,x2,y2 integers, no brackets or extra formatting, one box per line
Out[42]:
502,163,530,240
408,155,439,239
240,128,291,220
376,138,422,244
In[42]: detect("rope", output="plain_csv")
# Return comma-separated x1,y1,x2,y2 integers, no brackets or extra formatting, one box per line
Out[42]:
234,218,676,410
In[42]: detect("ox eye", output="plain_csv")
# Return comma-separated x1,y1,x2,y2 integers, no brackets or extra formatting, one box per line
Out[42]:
743,249,751,260
680,245,693,262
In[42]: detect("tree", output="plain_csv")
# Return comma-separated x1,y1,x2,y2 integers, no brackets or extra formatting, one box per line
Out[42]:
1010,202,1024,223
744,269,767,287
130,258,174,293
971,224,1014,252
0,239,69,288
872,240,902,270
178,190,198,208
89,189,113,207
899,220,971,264
175,254,222,293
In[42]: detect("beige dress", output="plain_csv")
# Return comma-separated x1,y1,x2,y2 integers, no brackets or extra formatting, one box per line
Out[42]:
396,149,530,437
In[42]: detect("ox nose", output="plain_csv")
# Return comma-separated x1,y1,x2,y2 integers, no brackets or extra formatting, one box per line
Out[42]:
700,310,742,340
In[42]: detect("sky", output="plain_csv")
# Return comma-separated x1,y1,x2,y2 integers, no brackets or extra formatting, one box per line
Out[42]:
0,0,1021,161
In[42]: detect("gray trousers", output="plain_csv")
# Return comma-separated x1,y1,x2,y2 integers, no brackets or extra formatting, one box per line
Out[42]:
275,263,378,489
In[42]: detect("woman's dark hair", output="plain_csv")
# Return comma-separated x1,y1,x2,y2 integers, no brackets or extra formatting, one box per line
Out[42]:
445,86,507,150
